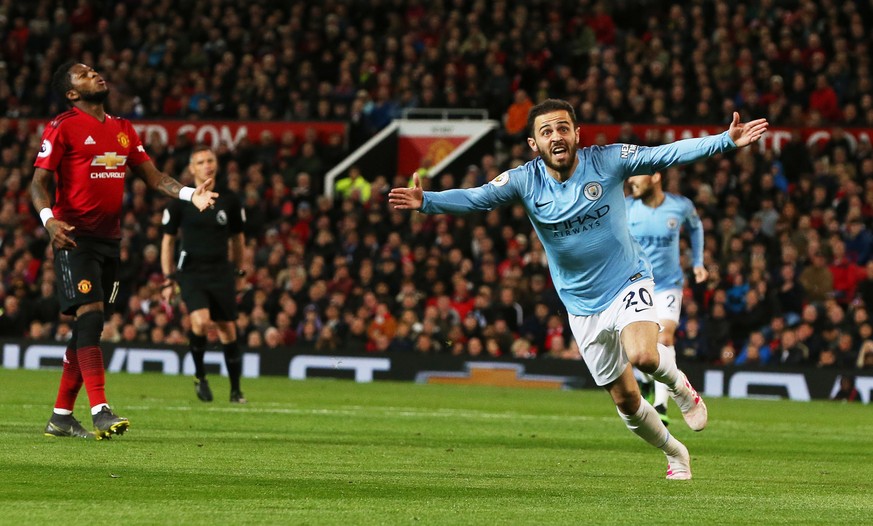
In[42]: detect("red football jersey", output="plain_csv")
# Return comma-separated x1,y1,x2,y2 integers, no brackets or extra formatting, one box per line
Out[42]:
34,107,151,239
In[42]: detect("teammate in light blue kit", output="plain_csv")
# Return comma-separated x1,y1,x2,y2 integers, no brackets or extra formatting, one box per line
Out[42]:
627,172,708,425
389,99,768,479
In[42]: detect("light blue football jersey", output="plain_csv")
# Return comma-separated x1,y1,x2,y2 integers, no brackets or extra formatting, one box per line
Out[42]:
420,132,735,315
626,193,704,292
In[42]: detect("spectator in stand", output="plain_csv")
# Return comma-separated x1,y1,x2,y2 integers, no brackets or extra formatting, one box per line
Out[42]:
834,333,859,369
734,331,772,366
675,318,707,362
808,74,842,123
832,375,861,402
501,89,533,147
799,251,834,304
775,328,808,366
0,295,26,337
828,238,865,306
335,165,372,204
844,219,873,265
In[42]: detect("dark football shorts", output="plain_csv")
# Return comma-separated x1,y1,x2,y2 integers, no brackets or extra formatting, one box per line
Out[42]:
54,236,120,316
177,262,238,322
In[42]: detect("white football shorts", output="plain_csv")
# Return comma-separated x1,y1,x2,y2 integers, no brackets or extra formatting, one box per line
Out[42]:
654,287,683,324
568,278,660,386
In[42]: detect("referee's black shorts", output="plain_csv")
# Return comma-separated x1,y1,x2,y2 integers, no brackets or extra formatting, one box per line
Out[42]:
54,236,120,316
177,262,238,322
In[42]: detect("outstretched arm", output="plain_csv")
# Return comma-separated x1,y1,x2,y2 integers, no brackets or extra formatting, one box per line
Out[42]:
618,114,769,177
131,160,218,211
389,171,519,214
728,112,769,148
30,167,77,249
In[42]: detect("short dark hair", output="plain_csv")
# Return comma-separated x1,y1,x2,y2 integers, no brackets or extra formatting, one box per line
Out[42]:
526,99,577,138
189,144,215,161
191,144,214,156
51,60,78,104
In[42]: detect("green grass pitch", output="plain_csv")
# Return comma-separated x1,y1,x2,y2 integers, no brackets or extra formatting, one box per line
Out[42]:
1,368,871,525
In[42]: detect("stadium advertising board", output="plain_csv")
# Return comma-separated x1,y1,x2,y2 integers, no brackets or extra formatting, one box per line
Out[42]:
6,119,346,151
2,340,870,404
132,120,346,150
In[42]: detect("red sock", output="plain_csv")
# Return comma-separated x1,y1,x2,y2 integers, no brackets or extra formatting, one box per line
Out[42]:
53,348,83,411
77,345,107,408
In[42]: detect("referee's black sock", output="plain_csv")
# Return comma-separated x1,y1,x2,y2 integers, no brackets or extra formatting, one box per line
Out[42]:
188,331,207,379
223,340,242,392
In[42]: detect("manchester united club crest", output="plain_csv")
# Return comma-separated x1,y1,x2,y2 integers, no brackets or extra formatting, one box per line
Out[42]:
77,279,92,294
117,132,130,148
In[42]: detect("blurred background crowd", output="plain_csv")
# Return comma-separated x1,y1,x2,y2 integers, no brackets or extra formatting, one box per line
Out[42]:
2,0,873,371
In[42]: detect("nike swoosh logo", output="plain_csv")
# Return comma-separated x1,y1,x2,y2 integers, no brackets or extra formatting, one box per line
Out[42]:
535,201,552,208
634,307,652,312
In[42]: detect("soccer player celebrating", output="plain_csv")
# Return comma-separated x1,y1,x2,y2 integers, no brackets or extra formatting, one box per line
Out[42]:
390,99,768,479
160,146,248,404
627,171,708,425
32,62,217,440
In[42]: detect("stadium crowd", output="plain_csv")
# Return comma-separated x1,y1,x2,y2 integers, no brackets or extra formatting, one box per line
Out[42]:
2,0,873,371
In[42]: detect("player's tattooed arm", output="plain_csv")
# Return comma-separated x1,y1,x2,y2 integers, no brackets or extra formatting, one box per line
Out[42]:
133,160,217,211
156,173,185,196
133,160,184,198
31,167,77,249
30,168,54,210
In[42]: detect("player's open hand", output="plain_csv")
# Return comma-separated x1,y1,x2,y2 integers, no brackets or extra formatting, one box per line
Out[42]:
728,112,769,148
693,266,709,284
46,218,77,250
192,178,219,211
388,173,424,210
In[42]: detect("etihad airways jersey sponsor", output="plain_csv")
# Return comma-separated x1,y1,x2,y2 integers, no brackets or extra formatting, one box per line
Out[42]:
34,107,150,238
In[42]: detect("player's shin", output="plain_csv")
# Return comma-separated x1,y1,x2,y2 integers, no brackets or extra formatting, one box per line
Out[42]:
53,325,82,414
74,310,109,413
617,397,671,449
651,342,681,388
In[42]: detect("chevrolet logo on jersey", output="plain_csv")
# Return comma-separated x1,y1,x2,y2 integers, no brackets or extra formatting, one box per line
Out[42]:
92,152,127,169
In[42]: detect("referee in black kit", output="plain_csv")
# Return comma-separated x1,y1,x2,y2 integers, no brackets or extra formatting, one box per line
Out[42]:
161,145,247,403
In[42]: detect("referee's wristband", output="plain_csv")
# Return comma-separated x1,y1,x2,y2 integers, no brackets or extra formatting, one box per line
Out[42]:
39,208,54,226
179,187,195,201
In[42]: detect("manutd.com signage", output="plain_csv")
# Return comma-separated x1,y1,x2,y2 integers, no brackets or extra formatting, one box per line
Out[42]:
2,340,870,404
132,120,346,150
578,124,873,154
11,119,346,151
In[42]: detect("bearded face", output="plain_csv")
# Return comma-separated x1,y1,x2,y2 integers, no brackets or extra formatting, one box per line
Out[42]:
528,110,579,174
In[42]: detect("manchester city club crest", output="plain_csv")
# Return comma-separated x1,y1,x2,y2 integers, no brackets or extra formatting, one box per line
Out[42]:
667,217,679,229
583,182,602,201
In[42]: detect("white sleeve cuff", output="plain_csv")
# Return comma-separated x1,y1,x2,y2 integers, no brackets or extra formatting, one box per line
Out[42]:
39,208,54,226
179,186,195,201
